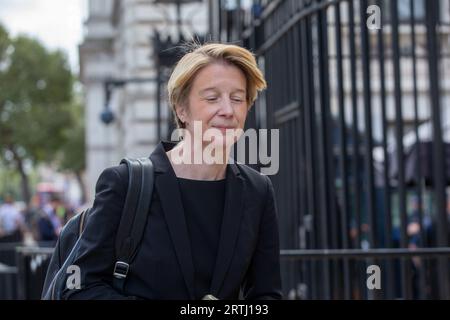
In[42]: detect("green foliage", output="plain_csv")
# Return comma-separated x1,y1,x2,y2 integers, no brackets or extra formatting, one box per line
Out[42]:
0,23,85,202
58,100,85,173
0,23,76,165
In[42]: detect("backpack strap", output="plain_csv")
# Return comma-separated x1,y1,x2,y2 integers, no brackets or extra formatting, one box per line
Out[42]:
112,157,154,292
78,209,89,237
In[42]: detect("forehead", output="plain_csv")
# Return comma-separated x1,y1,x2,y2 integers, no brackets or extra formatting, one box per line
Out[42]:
192,62,246,90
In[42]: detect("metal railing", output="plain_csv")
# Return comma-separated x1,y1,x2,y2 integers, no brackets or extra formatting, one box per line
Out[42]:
0,243,54,300
1,243,449,299
280,248,450,299
0,263,17,299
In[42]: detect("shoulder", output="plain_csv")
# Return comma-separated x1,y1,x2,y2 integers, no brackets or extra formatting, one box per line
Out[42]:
233,162,273,197
95,163,129,195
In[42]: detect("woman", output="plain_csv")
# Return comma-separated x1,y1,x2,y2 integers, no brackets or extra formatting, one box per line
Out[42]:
63,43,282,300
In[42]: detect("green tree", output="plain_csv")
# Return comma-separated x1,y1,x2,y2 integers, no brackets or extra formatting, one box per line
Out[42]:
0,24,75,204
57,100,87,204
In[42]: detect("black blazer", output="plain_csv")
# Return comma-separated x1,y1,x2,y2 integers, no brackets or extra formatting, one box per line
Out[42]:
62,141,282,300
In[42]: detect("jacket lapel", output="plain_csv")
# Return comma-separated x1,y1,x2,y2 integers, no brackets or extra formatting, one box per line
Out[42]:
150,142,195,300
209,162,245,297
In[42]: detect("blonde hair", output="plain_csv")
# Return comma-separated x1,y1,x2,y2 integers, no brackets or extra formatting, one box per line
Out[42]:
167,43,267,128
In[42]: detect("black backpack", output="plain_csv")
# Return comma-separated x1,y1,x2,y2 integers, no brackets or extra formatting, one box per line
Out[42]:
41,157,154,300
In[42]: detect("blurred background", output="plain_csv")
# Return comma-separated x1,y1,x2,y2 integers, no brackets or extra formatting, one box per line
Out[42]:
0,0,450,300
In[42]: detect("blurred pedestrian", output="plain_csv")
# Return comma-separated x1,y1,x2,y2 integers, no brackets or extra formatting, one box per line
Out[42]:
0,193,24,243
24,195,46,244
37,195,62,245
44,195,63,235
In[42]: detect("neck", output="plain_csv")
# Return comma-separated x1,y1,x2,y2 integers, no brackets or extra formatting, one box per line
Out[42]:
167,140,231,180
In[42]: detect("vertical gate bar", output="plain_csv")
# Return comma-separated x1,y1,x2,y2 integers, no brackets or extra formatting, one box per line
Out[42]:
284,30,290,108
290,120,298,294
236,0,242,41
425,0,450,299
325,4,340,298
289,23,303,294
285,120,293,294
409,0,425,251
390,0,413,300
156,62,161,140
293,117,301,295
359,0,377,250
296,19,310,299
360,0,378,299
348,0,363,298
315,2,331,299
300,12,318,298
347,0,362,251
285,29,295,293
218,0,223,42
376,0,394,300
409,0,427,300
334,0,351,300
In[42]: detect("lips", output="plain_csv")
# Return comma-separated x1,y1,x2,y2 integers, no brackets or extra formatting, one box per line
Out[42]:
212,126,235,130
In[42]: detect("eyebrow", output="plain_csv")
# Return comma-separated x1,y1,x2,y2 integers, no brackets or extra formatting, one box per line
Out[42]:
199,87,246,94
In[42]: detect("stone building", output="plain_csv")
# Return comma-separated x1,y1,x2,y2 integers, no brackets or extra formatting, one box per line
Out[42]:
79,0,208,200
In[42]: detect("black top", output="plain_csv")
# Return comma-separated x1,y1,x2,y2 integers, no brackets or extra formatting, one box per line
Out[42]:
177,177,226,299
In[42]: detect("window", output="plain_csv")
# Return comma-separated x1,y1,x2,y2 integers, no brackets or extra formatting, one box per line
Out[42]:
397,0,425,21
381,0,427,23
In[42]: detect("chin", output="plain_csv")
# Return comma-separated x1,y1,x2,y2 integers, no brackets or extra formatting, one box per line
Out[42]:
206,133,237,150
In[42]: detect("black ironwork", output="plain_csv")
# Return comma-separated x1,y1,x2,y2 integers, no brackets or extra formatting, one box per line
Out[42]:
213,0,450,299
0,243,53,299
152,31,206,141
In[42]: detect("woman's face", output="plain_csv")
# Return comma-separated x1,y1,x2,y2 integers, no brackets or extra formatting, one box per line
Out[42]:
177,61,248,148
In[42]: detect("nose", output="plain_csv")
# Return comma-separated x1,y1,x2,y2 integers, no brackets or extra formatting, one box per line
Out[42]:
218,98,234,117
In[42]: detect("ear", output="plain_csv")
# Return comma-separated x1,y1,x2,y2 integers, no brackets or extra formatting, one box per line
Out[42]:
175,104,187,123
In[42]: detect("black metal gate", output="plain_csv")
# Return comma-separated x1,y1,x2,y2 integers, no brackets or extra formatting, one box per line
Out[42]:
213,0,450,299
